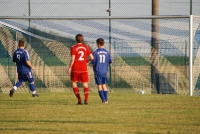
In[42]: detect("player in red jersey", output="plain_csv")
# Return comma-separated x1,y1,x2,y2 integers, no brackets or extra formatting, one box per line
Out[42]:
67,34,94,105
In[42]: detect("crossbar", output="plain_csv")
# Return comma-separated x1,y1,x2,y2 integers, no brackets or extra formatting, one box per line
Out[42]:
0,15,190,20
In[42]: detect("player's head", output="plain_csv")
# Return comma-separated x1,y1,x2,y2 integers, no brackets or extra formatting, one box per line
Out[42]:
75,34,84,43
96,38,104,47
18,40,25,48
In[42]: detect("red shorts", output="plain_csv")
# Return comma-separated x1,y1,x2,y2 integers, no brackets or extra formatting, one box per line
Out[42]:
71,72,89,83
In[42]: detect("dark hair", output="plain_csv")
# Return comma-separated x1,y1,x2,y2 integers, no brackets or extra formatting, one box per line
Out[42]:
18,40,25,47
75,34,84,43
96,38,104,46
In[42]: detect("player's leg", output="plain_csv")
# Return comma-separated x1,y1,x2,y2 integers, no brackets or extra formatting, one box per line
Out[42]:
102,77,109,103
71,72,82,104
95,75,106,103
29,82,38,97
9,73,23,97
82,82,89,104
81,72,89,104
102,84,108,103
27,72,39,97
72,81,82,104
98,85,106,103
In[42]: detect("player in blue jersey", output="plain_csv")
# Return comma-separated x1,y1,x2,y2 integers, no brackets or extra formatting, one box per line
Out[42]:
9,40,38,97
92,38,112,104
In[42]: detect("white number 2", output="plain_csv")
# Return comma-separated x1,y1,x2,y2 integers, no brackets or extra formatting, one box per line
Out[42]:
99,55,105,63
78,51,84,61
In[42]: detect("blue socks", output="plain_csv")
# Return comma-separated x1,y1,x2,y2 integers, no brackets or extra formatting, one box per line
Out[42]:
29,83,36,92
15,81,22,88
98,90,106,102
98,90,108,102
103,90,108,101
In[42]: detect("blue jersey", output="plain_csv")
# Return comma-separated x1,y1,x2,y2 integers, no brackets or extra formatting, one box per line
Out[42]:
13,48,32,73
92,48,112,77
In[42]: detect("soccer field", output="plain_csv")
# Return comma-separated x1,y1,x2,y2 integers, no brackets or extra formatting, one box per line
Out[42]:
0,92,200,134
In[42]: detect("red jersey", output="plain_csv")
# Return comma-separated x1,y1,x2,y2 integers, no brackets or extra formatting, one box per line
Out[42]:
71,43,92,72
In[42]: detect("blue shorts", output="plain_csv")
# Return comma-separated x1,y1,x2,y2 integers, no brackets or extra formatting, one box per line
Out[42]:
18,72,35,83
94,75,108,85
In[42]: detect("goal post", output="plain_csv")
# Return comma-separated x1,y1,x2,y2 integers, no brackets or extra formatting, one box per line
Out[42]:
0,15,199,95
189,15,193,96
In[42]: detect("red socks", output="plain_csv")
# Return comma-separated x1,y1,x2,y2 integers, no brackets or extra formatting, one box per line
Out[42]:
73,87,89,102
73,87,81,102
84,88,89,102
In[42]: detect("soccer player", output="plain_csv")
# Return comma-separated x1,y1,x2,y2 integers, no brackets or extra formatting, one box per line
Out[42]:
92,38,112,104
9,40,38,97
67,34,94,105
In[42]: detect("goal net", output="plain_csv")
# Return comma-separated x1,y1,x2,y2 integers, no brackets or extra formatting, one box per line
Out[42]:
0,16,200,95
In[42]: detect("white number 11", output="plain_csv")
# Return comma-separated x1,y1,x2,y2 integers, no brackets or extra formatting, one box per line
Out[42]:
99,55,105,63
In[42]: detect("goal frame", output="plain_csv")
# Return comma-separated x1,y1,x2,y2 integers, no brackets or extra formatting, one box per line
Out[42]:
0,15,197,96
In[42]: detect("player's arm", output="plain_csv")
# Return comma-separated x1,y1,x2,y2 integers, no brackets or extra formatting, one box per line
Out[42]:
86,45,94,64
91,51,96,65
26,60,34,70
87,53,94,64
24,50,34,70
67,55,75,74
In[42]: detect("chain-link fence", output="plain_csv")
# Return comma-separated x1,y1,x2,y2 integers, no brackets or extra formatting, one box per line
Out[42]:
0,0,200,17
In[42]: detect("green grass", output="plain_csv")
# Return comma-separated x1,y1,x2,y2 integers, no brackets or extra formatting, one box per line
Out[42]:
0,92,200,134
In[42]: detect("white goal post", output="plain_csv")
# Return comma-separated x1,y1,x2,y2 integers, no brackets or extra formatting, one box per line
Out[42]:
0,15,199,96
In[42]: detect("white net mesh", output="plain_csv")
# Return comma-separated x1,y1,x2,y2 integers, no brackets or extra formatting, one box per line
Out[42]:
0,16,200,95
